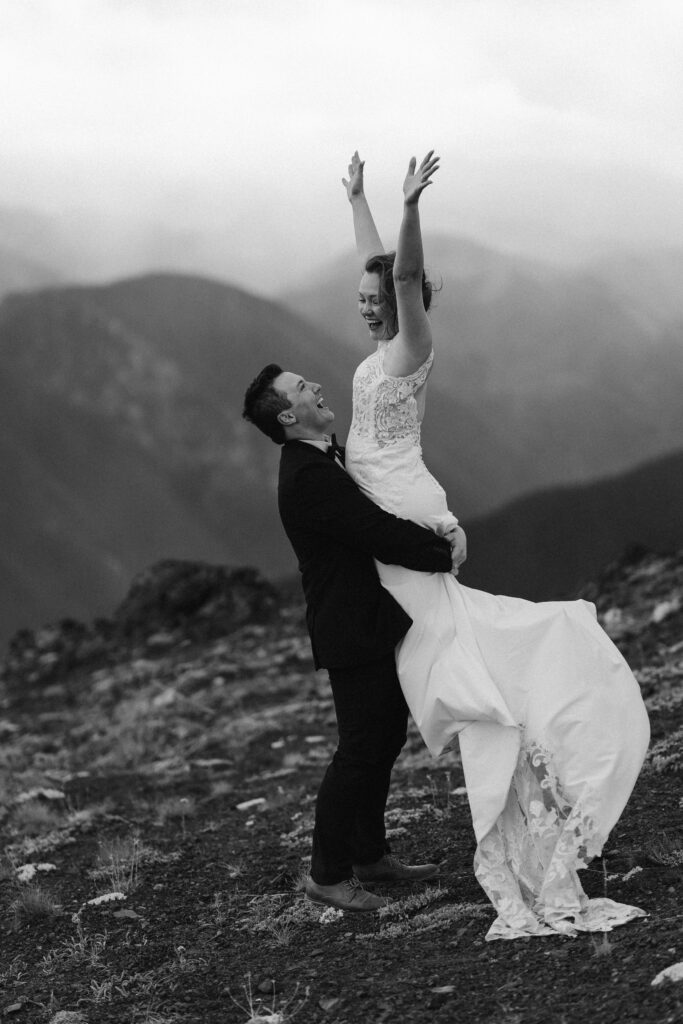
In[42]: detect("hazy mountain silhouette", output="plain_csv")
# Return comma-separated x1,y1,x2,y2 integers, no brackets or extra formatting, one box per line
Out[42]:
589,248,683,326
0,243,60,300
462,450,683,600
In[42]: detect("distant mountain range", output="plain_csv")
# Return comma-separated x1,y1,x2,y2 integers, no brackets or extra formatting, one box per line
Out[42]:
462,449,683,599
0,246,682,642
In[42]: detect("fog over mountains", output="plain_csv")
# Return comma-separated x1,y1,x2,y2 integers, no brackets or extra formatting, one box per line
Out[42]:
0,235,682,642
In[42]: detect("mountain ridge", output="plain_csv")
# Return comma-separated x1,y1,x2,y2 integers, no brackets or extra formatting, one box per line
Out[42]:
1,265,682,641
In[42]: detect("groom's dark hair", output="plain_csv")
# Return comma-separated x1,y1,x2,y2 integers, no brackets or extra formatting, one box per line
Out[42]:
242,363,291,445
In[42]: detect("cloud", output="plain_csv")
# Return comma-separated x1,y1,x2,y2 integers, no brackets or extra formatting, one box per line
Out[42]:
0,0,681,287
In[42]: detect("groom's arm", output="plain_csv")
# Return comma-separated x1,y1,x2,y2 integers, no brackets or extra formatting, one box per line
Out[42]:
288,460,452,573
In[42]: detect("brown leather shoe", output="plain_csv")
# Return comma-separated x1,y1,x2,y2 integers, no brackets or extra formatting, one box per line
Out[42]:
353,854,439,883
305,876,390,912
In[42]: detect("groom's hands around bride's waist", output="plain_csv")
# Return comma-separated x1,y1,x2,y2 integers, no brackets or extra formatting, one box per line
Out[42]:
444,524,467,575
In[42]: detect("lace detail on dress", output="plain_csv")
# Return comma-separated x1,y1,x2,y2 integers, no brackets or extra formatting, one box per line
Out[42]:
349,342,434,448
475,740,647,941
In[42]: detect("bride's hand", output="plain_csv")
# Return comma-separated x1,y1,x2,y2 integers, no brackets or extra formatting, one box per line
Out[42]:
342,150,365,202
403,150,440,206
446,525,467,575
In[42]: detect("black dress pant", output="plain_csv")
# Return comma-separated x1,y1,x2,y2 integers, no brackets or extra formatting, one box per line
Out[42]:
310,652,409,885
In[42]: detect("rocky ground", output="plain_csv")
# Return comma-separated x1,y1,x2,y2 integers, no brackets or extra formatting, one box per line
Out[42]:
0,551,682,1024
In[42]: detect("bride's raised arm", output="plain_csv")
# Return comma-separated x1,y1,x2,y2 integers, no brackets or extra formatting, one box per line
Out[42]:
342,150,385,267
384,151,439,378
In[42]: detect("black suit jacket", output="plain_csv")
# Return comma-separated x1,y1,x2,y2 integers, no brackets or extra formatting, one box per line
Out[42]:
278,439,452,670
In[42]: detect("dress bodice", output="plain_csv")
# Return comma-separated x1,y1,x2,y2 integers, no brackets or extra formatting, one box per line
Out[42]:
348,341,433,449
345,343,456,534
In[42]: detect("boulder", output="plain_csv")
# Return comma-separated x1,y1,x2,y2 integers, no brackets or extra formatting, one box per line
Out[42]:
112,559,279,641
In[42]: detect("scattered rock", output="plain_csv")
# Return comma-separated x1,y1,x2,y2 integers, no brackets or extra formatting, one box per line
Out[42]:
236,798,266,812
15,788,65,804
85,892,126,906
113,560,279,642
16,862,57,883
651,598,681,623
652,961,683,986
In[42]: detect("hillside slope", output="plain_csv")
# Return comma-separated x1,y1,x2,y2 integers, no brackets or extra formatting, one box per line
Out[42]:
0,551,681,1022
462,450,683,599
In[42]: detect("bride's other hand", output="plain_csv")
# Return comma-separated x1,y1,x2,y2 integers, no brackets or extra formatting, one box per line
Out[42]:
447,525,467,575
342,150,365,202
403,150,440,206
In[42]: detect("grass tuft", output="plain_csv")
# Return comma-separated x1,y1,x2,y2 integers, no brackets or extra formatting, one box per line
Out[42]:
11,799,65,836
91,835,141,893
590,933,614,957
228,972,308,1023
645,831,683,867
8,885,61,929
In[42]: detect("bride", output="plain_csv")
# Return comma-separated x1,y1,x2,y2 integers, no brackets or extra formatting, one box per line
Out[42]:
340,149,651,941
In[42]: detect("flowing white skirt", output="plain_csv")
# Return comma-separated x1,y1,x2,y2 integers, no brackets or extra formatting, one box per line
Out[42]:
378,563,651,941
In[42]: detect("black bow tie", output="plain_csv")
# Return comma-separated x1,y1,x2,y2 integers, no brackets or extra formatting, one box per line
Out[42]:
326,434,345,464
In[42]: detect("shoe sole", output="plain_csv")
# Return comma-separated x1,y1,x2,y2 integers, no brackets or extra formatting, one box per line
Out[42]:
355,868,440,883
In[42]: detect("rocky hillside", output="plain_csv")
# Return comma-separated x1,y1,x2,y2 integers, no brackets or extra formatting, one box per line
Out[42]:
0,549,681,1022
462,449,683,599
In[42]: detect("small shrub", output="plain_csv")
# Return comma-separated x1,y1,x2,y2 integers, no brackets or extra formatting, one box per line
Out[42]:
645,832,683,867
11,800,64,836
47,1010,88,1023
647,726,683,774
88,972,131,1004
239,893,318,947
8,885,61,929
40,918,108,972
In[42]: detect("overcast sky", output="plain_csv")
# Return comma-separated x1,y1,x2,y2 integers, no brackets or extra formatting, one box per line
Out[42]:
2,0,682,291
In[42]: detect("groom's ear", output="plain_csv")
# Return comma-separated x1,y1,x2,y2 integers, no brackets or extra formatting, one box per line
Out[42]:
277,409,296,426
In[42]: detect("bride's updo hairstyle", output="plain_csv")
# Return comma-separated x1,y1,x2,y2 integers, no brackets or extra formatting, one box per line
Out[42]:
365,252,434,339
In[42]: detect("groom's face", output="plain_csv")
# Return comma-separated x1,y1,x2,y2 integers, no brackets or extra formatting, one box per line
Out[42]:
274,371,335,436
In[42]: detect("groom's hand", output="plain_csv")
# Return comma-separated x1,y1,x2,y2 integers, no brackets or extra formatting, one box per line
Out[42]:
446,525,467,575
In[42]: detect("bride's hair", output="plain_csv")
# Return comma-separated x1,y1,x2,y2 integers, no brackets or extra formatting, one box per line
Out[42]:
364,252,435,338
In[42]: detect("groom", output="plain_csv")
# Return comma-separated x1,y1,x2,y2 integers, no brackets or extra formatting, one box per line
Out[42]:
243,364,462,912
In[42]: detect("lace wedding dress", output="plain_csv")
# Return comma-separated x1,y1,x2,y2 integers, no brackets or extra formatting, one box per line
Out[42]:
345,341,650,941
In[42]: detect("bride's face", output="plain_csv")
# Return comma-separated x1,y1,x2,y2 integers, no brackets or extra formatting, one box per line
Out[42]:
358,272,395,342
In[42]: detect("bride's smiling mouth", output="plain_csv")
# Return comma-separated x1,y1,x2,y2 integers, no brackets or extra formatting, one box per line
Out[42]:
364,318,383,331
